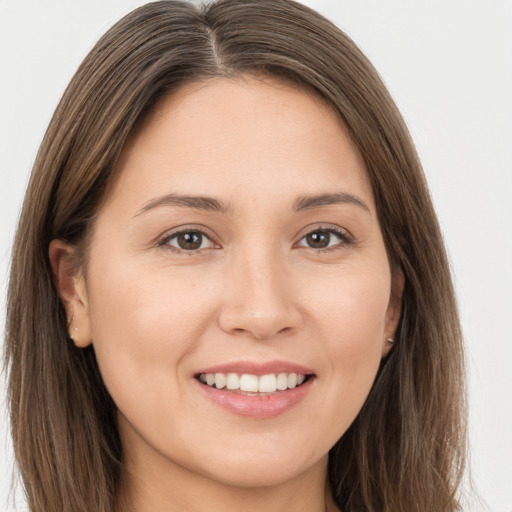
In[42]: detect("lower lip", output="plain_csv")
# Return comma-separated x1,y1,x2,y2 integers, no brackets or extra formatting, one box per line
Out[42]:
195,378,314,419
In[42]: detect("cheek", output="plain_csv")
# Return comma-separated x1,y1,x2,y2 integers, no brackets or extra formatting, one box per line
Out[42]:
329,282,388,359
310,259,390,345
310,263,390,422
85,254,218,405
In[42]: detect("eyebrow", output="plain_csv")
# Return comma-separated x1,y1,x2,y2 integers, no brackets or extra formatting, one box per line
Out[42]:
135,190,370,217
293,192,371,214
135,193,230,217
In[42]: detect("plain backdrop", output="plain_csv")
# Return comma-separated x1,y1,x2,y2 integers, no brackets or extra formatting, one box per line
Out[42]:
1,1,511,511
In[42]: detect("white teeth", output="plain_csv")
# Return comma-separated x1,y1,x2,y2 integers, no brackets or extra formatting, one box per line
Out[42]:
214,373,226,389
258,374,277,393
226,373,240,390
199,372,309,392
276,373,288,390
240,374,259,392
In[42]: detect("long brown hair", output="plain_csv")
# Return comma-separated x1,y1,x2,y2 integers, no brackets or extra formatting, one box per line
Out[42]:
5,1,466,510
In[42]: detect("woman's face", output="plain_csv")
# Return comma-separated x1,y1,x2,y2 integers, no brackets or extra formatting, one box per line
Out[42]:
61,77,401,489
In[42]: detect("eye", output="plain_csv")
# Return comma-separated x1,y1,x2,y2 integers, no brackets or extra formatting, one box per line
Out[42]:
296,227,352,250
160,229,217,252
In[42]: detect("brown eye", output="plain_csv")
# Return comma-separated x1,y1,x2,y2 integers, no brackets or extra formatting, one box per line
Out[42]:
177,232,203,250
305,230,331,249
164,230,214,251
297,227,351,251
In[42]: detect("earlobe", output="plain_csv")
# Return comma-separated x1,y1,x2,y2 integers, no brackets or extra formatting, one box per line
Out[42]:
382,268,405,357
49,240,92,347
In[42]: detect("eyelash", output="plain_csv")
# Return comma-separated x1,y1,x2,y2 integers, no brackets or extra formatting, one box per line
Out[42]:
158,224,354,255
295,225,354,253
158,227,217,254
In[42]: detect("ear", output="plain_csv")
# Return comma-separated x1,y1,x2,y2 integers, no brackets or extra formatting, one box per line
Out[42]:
49,239,92,348
381,267,405,358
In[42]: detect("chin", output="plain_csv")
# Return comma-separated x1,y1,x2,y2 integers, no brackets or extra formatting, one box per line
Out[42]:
202,455,325,489
186,436,330,489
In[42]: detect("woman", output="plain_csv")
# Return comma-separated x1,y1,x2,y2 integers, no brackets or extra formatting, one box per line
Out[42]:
4,1,466,511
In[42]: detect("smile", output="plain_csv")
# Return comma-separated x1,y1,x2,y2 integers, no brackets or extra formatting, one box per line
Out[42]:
194,362,316,419
198,372,307,394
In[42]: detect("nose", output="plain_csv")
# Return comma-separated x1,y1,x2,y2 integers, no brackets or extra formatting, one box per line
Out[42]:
217,248,302,340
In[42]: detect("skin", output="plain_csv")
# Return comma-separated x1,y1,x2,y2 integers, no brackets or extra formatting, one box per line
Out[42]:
50,76,403,512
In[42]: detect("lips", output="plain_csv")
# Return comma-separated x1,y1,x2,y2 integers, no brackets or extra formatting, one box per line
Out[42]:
196,360,314,375
194,360,315,419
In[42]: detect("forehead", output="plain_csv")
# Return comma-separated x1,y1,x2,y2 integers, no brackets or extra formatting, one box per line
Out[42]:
108,75,373,213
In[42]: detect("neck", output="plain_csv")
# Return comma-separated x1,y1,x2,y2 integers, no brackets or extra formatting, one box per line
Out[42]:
115,450,337,512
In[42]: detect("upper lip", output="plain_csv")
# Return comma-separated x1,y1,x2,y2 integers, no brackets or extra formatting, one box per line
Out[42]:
195,360,315,377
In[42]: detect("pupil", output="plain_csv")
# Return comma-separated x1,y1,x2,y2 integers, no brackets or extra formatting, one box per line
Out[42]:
307,231,330,248
178,232,202,250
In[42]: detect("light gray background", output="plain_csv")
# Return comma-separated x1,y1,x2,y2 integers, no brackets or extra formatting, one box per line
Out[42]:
1,1,511,511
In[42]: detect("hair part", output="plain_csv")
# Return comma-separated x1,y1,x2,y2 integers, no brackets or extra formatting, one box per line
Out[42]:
5,1,466,511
